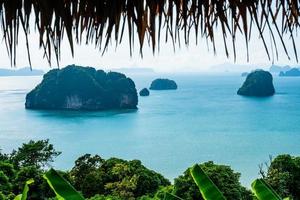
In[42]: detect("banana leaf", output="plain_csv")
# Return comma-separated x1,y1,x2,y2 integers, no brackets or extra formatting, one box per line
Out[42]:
43,168,85,200
251,179,282,200
190,164,226,200
14,179,34,200
163,192,184,200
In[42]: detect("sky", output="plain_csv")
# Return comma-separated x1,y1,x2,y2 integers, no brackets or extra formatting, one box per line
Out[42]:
0,20,300,73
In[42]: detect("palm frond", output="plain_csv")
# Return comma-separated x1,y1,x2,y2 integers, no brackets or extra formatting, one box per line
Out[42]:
0,0,300,66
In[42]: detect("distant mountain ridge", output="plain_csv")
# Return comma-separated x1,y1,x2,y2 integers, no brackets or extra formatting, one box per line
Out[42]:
0,67,44,76
269,65,292,73
279,68,300,77
210,63,258,73
111,67,155,74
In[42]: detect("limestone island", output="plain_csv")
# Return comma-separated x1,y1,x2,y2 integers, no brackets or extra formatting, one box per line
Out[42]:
150,79,177,90
25,65,138,110
139,88,150,96
279,68,300,77
237,70,275,97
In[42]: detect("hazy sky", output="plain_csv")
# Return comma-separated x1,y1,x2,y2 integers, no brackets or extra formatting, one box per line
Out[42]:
0,22,299,73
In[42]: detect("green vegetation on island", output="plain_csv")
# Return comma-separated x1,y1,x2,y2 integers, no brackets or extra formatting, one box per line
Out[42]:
0,140,299,200
150,79,177,90
139,88,150,96
237,70,275,97
25,65,138,110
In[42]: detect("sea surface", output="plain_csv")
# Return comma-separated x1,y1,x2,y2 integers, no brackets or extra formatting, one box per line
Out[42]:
0,73,300,187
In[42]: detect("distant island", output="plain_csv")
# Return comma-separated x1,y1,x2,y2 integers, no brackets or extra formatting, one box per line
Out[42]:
150,79,177,90
139,88,150,96
279,68,300,77
237,70,275,97
0,67,44,76
210,62,255,73
112,67,155,74
25,65,138,110
269,65,292,73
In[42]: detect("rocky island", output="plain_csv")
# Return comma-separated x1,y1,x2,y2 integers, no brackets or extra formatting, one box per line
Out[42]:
279,68,300,77
139,88,150,96
237,70,275,97
25,65,138,110
150,79,177,90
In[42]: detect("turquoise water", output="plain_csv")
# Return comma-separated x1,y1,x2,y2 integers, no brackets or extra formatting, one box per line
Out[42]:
0,74,300,187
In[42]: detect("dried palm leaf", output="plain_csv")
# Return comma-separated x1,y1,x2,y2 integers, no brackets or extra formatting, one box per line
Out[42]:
0,0,299,66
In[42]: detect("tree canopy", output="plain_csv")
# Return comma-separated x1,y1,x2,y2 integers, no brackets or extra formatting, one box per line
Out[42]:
173,161,253,200
0,141,299,199
70,155,171,199
0,0,300,66
9,139,61,169
265,154,300,200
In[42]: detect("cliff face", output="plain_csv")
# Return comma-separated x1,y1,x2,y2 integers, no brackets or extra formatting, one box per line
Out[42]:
25,65,138,110
150,79,177,90
237,70,275,97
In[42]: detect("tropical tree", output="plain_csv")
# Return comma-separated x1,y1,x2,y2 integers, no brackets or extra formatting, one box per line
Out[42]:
0,162,15,181
14,166,47,199
173,161,252,200
9,139,61,169
0,171,12,195
70,156,170,199
0,150,8,162
264,154,300,200
70,154,105,198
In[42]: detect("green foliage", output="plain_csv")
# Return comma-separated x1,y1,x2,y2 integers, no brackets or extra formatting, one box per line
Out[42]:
14,179,34,200
103,158,170,199
70,155,170,199
43,168,85,200
163,193,183,200
0,141,299,200
265,155,300,200
14,166,47,199
10,139,61,169
0,150,8,162
87,194,122,200
173,161,252,200
70,154,105,197
0,162,15,181
0,171,12,195
0,192,5,200
251,179,281,200
154,186,174,200
190,164,226,200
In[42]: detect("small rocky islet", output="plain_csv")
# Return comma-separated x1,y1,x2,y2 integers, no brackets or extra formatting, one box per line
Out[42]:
237,70,275,97
139,88,150,96
25,65,138,110
150,78,177,90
